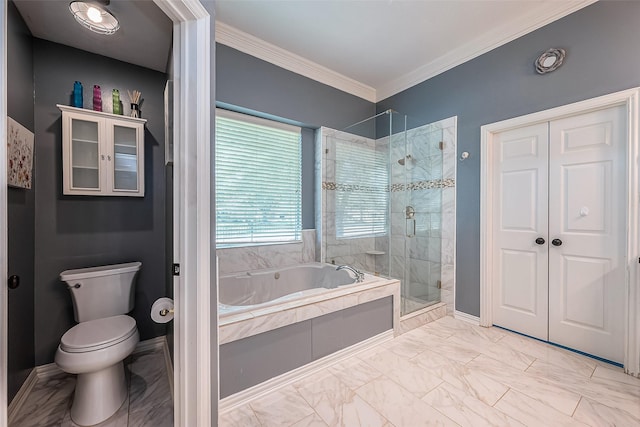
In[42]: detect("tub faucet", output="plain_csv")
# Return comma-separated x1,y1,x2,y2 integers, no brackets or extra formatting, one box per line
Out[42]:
336,265,365,283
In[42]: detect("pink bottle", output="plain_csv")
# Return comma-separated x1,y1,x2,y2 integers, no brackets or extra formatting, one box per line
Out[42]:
93,85,102,111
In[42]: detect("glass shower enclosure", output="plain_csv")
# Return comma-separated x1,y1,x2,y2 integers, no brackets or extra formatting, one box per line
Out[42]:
321,110,444,316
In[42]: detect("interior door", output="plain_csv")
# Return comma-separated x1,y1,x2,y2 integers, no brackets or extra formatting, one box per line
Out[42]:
492,105,626,363
492,123,549,340
548,105,626,363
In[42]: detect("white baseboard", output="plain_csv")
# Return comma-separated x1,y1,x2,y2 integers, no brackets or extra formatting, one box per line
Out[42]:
454,310,480,325
7,336,169,422
219,330,394,414
7,368,38,424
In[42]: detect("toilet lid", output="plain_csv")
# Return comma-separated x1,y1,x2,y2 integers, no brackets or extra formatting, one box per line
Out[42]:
61,315,137,353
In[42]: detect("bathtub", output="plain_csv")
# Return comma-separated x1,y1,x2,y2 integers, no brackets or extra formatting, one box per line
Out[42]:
219,262,362,315
218,262,401,401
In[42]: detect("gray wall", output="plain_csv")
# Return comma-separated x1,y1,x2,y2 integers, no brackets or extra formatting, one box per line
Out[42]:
7,0,35,402
33,40,168,365
377,1,640,316
215,44,376,229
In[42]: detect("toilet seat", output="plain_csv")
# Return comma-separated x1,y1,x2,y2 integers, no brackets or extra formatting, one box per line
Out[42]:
60,315,137,353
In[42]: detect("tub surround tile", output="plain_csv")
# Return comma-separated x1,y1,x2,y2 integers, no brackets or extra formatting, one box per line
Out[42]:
494,389,588,427
422,381,524,427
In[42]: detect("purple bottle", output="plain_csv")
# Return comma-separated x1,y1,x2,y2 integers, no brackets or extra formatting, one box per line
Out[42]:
93,85,102,111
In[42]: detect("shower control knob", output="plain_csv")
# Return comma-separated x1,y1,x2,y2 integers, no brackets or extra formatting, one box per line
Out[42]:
552,239,563,246
535,237,545,245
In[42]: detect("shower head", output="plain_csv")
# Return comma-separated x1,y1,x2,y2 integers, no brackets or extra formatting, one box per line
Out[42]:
397,154,413,165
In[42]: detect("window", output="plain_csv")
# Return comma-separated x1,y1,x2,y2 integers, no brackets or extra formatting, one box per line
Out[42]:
335,139,388,238
215,109,302,247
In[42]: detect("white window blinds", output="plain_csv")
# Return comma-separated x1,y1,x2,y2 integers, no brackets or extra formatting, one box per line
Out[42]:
335,140,388,238
215,109,302,247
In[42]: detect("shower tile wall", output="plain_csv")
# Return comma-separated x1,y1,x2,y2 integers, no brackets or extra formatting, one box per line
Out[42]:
217,229,316,275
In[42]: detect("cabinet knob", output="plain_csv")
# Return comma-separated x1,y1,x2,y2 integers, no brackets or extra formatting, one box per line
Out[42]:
535,237,545,245
101,154,105,160
552,238,563,246
107,155,111,161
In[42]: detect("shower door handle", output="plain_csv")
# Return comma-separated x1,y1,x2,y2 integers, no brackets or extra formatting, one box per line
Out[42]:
407,218,416,238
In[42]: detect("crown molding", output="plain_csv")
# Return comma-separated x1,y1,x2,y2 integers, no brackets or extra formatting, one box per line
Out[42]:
216,1,595,103
376,0,597,101
215,22,377,103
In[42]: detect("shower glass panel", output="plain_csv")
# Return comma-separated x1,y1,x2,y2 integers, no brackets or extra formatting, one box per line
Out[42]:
322,111,443,316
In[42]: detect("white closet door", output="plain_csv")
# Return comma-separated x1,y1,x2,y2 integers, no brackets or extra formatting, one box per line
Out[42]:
492,123,549,340
548,105,626,363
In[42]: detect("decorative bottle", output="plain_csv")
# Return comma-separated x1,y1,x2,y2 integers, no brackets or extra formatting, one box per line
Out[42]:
112,89,122,115
93,85,102,111
72,81,83,108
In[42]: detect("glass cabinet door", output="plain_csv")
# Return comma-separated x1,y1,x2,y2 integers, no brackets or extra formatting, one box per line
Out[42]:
70,118,100,190
112,125,139,191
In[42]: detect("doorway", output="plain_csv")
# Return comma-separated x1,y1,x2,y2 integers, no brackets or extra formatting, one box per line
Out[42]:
480,89,640,375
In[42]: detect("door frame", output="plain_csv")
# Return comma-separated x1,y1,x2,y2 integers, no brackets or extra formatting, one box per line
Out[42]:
0,1,216,426
480,88,640,377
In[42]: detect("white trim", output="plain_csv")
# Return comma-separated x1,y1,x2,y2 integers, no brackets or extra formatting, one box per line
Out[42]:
6,369,36,425
376,1,596,101
154,1,215,426
215,2,594,103
0,0,7,425
219,330,394,414
454,310,480,326
480,88,640,377
215,22,377,103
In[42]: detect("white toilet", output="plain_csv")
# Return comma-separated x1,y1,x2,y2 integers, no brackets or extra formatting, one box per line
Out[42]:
55,262,142,426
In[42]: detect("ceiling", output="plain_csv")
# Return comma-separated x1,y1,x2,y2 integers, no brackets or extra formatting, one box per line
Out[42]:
13,1,596,102
13,0,172,73
216,0,596,102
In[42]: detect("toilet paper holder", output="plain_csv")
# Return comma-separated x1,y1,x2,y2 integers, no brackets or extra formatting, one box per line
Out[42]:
159,308,174,317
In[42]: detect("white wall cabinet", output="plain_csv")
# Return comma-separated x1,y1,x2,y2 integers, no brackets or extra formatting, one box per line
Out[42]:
58,104,146,197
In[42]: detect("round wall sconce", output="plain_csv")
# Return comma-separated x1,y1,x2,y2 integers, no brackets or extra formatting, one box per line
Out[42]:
535,48,566,74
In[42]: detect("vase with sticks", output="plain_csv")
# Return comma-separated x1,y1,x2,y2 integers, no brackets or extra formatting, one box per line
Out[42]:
128,90,142,118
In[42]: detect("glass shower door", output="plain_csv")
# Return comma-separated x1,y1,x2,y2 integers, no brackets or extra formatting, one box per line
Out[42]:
399,124,444,316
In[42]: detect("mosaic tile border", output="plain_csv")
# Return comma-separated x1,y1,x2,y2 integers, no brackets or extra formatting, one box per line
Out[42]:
323,178,455,193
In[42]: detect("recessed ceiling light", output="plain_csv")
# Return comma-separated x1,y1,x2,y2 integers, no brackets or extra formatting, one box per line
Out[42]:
69,1,119,35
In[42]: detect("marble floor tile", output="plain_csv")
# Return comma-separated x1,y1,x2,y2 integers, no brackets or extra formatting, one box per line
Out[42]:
249,385,315,426
412,349,509,406
327,357,383,390
497,332,597,378
432,316,506,342
525,359,640,418
447,331,536,371
127,351,173,427
573,396,640,427
422,381,522,427
355,376,458,426
291,412,329,427
591,365,640,386
294,371,388,427
219,404,262,427
466,354,582,415
10,347,173,427
494,389,589,427
10,373,76,427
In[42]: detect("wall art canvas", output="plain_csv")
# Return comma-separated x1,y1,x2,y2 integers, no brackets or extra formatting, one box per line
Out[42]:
7,117,34,189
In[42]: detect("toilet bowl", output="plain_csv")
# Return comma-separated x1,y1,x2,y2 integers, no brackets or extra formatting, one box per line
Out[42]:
55,315,139,426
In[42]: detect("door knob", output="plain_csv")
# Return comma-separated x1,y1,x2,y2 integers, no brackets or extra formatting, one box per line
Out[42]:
552,238,563,246
535,237,545,245
8,275,19,289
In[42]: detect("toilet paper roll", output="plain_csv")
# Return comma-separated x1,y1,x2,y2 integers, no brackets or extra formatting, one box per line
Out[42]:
151,297,174,323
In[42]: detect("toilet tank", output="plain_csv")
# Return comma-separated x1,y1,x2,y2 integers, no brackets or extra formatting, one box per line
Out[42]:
60,262,142,322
